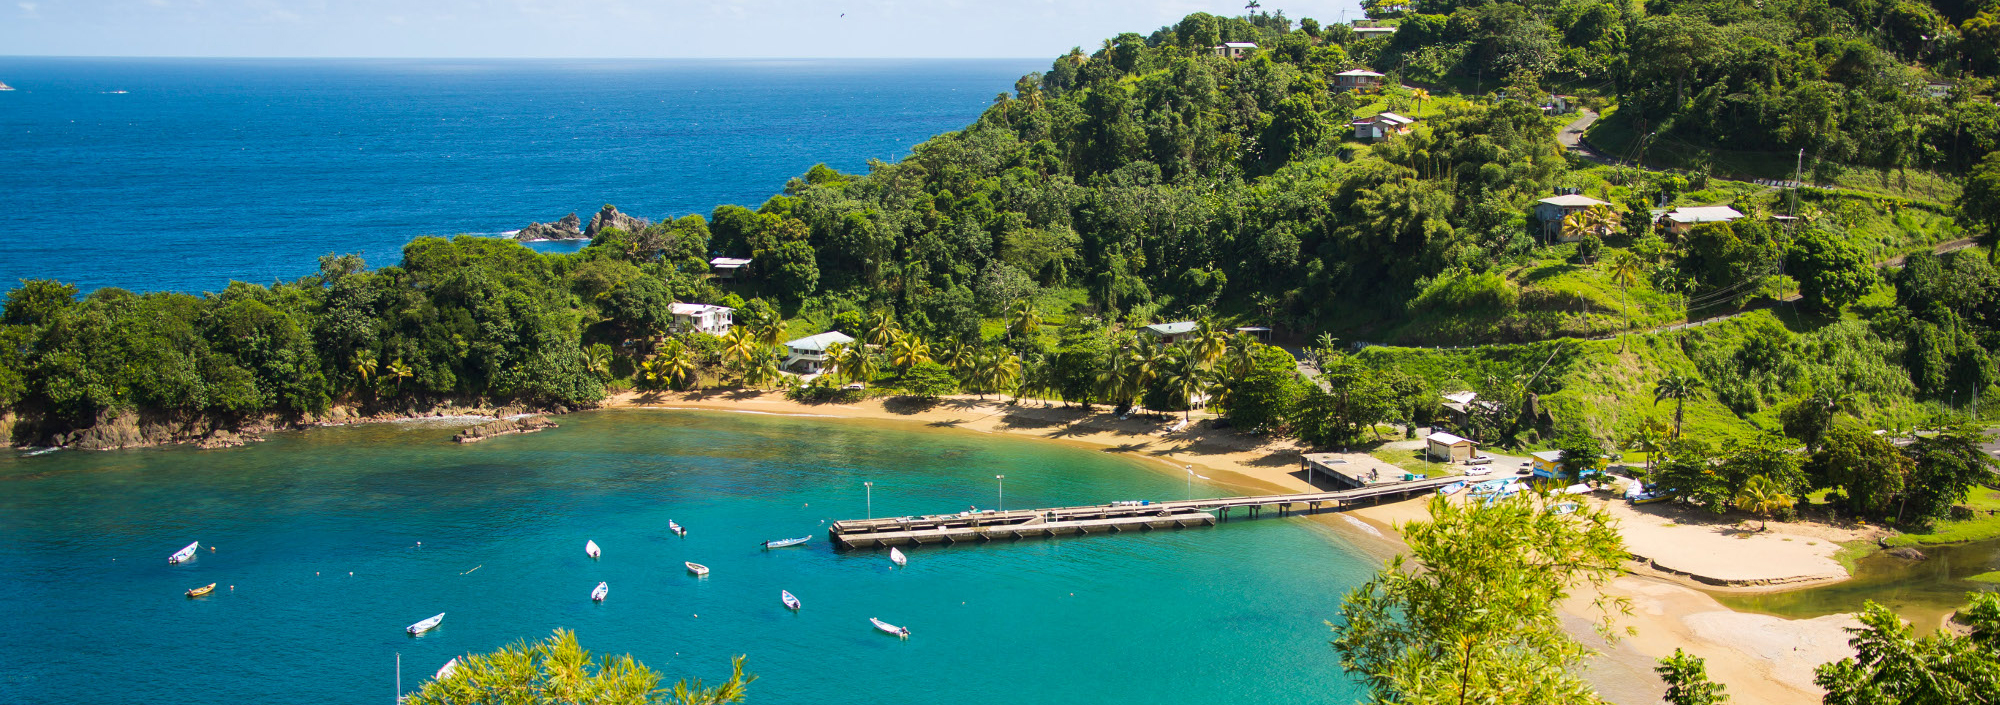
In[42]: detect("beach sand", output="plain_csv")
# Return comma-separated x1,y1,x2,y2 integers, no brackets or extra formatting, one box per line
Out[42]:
606,389,1859,705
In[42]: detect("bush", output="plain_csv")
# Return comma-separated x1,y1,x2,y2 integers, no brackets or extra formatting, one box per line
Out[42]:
1409,268,1519,313
896,361,957,399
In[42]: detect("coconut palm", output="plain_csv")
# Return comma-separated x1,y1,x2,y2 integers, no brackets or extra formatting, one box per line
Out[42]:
1734,475,1796,531
741,351,782,388
1006,299,1042,340
865,309,899,347
745,308,786,349
1626,419,1671,473
385,358,414,390
889,333,932,370
1161,348,1209,422
1799,387,1860,450
651,340,698,389
1221,334,1259,380
1411,87,1430,117
841,344,879,387
939,341,976,375
1018,354,1058,405
1605,250,1647,330
969,348,1022,399
1189,318,1229,367
1653,373,1707,437
351,350,378,393
721,327,760,371
582,344,613,380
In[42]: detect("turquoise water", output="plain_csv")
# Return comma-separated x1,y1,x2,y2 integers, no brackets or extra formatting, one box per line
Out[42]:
0,411,1374,703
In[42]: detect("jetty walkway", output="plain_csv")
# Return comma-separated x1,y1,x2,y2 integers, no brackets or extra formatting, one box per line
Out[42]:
827,474,1464,550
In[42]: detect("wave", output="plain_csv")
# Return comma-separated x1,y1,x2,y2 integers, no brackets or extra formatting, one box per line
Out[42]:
1340,514,1383,539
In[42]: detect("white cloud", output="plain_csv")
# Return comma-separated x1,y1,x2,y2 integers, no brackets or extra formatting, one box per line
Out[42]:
17,1,38,17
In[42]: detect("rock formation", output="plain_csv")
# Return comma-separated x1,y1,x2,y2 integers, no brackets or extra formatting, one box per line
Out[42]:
583,204,647,240
514,213,583,241
453,415,558,444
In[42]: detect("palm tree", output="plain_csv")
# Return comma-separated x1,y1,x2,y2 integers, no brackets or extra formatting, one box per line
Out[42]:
1799,387,1860,450
1411,87,1430,117
939,341,975,375
970,349,1022,400
1189,318,1229,368
1626,419,1670,474
745,308,786,349
1221,334,1258,380
351,350,378,394
741,351,782,388
721,327,760,371
865,309,898,348
889,333,932,370
1605,249,1646,330
582,344,613,380
653,340,698,389
385,358,414,391
840,344,879,387
1161,348,1209,422
1097,352,1136,409
1734,475,1796,531
1653,373,1707,437
1006,299,1042,340
1018,354,1058,405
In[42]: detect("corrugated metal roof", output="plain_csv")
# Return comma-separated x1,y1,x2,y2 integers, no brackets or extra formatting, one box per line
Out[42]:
786,331,855,351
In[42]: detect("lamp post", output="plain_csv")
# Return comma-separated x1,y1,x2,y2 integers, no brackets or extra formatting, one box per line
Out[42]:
1186,465,1194,501
996,475,1005,513
864,481,874,520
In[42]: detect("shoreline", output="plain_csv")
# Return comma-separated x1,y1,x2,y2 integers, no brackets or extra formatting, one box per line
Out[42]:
605,389,1857,705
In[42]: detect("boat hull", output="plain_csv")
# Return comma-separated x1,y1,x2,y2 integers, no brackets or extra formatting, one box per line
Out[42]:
185,583,215,598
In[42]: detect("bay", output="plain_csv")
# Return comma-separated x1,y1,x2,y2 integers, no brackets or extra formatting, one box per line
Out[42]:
0,58,1040,293
0,410,1373,703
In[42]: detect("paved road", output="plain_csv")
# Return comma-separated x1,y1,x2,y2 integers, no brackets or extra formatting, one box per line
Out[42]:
1558,108,1610,164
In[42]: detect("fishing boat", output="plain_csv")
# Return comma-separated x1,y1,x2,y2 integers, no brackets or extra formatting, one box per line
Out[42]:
434,657,459,681
870,617,910,638
1552,502,1581,515
762,535,810,549
185,583,216,598
406,612,445,635
168,541,199,564
685,561,709,576
668,520,685,536
591,581,608,602
781,590,801,610
889,547,908,567
585,540,601,559
1436,481,1466,496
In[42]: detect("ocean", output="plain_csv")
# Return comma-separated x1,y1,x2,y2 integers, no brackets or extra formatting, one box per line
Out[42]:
0,58,1041,293
0,411,1375,704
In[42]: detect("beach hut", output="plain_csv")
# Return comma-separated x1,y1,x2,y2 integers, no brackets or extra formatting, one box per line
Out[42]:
1530,450,1564,478
1425,432,1476,463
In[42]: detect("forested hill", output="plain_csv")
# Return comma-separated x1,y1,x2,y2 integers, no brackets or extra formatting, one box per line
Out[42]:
6,4,2000,450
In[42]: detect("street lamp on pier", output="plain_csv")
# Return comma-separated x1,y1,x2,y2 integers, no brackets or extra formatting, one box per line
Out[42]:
996,475,1005,513
864,481,874,520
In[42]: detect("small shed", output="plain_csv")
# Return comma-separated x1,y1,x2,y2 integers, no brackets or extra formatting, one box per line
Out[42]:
1534,194,1612,241
1530,450,1564,478
1426,432,1476,463
1352,26,1397,39
1660,206,1744,235
1334,69,1386,92
1351,112,1415,141
709,257,752,280
1233,326,1272,342
1142,321,1199,344
1212,42,1258,60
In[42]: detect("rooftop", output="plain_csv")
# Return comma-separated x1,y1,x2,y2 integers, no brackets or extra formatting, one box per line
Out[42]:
1441,391,1477,404
1217,42,1258,48
1537,194,1611,207
1531,450,1564,462
1426,431,1474,446
709,257,752,268
1664,206,1745,223
786,331,855,352
670,303,731,315
1353,26,1397,33
1336,69,1386,77
1144,321,1199,336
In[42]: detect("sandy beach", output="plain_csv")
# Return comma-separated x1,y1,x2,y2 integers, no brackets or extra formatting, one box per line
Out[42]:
605,389,1862,705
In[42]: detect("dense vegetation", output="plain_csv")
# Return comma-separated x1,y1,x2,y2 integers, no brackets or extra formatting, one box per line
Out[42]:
405,628,751,705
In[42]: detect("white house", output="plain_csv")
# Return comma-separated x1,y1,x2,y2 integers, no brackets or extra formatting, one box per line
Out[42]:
1142,321,1199,344
1352,26,1397,39
1533,194,1613,241
1425,431,1477,463
1660,206,1744,235
669,303,733,336
782,331,855,374
1350,112,1415,141
709,257,751,280
1333,69,1386,91
1212,42,1258,59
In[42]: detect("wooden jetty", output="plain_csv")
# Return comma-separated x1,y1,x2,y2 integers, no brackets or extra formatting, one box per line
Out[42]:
827,473,1467,550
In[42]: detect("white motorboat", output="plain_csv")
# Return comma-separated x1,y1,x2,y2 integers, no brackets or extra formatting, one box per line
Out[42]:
434,657,459,681
685,561,709,576
888,547,907,566
406,612,445,634
591,581,608,602
585,540,601,558
781,590,801,610
668,521,685,536
168,541,199,564
870,617,910,638
763,535,810,549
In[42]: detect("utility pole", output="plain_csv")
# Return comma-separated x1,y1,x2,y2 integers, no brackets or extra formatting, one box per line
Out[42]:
395,653,401,704
864,481,873,520
1792,148,1805,218
995,475,1005,513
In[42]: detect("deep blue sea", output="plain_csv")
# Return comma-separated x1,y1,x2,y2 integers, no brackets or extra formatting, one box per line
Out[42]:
0,58,1041,293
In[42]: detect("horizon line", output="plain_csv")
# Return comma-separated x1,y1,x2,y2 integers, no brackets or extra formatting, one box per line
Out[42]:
0,55,1051,61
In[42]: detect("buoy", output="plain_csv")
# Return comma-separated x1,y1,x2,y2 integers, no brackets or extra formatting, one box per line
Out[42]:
348,571,353,576
316,572,320,576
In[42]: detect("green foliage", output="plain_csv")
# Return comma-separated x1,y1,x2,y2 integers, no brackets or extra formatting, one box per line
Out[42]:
1657,649,1730,705
1221,345,1304,433
407,628,752,705
897,361,957,399
1786,228,1875,313
1331,494,1626,705
1813,593,2000,705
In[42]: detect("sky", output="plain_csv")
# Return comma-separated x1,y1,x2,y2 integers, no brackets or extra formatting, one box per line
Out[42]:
2,0,1367,58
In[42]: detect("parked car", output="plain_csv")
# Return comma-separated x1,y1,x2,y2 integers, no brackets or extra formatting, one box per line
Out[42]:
1467,455,1494,465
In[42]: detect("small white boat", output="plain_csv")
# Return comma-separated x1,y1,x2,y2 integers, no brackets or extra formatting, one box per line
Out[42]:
1437,481,1466,496
434,657,459,681
781,590,801,610
591,581,608,602
406,612,445,634
168,541,199,564
685,561,709,576
870,617,910,638
763,535,810,549
585,540,601,559
1563,484,1592,495
1552,502,1581,515
668,521,685,536
888,547,907,567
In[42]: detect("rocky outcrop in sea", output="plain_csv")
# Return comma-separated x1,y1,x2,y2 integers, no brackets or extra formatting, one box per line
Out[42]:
584,204,647,239
453,415,559,444
514,213,583,241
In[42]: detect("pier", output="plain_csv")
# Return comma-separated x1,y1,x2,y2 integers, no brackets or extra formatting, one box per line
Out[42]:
827,473,1466,550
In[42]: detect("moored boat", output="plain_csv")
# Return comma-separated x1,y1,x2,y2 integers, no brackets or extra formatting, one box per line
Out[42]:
168,541,199,564
870,617,910,638
1437,481,1466,496
888,546,907,567
185,582,216,598
434,657,459,681
406,612,445,634
685,561,709,576
781,589,801,610
585,540,601,559
591,581,608,602
762,535,810,549
668,520,685,536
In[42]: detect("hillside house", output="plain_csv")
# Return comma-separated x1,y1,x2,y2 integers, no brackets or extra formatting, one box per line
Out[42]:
1351,112,1416,141
782,331,854,374
1352,26,1397,39
1533,194,1613,241
1425,431,1477,463
1212,42,1258,59
1333,69,1386,92
709,257,751,281
1659,206,1744,235
669,303,733,336
1142,321,1198,344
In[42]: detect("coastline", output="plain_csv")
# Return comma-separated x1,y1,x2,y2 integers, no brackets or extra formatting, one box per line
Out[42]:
603,388,1857,705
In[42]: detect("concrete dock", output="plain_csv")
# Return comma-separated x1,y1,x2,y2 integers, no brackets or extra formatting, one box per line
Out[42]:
828,473,1466,550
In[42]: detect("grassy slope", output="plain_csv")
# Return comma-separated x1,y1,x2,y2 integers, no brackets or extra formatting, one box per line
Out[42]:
1584,108,1963,204
1886,487,2000,546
